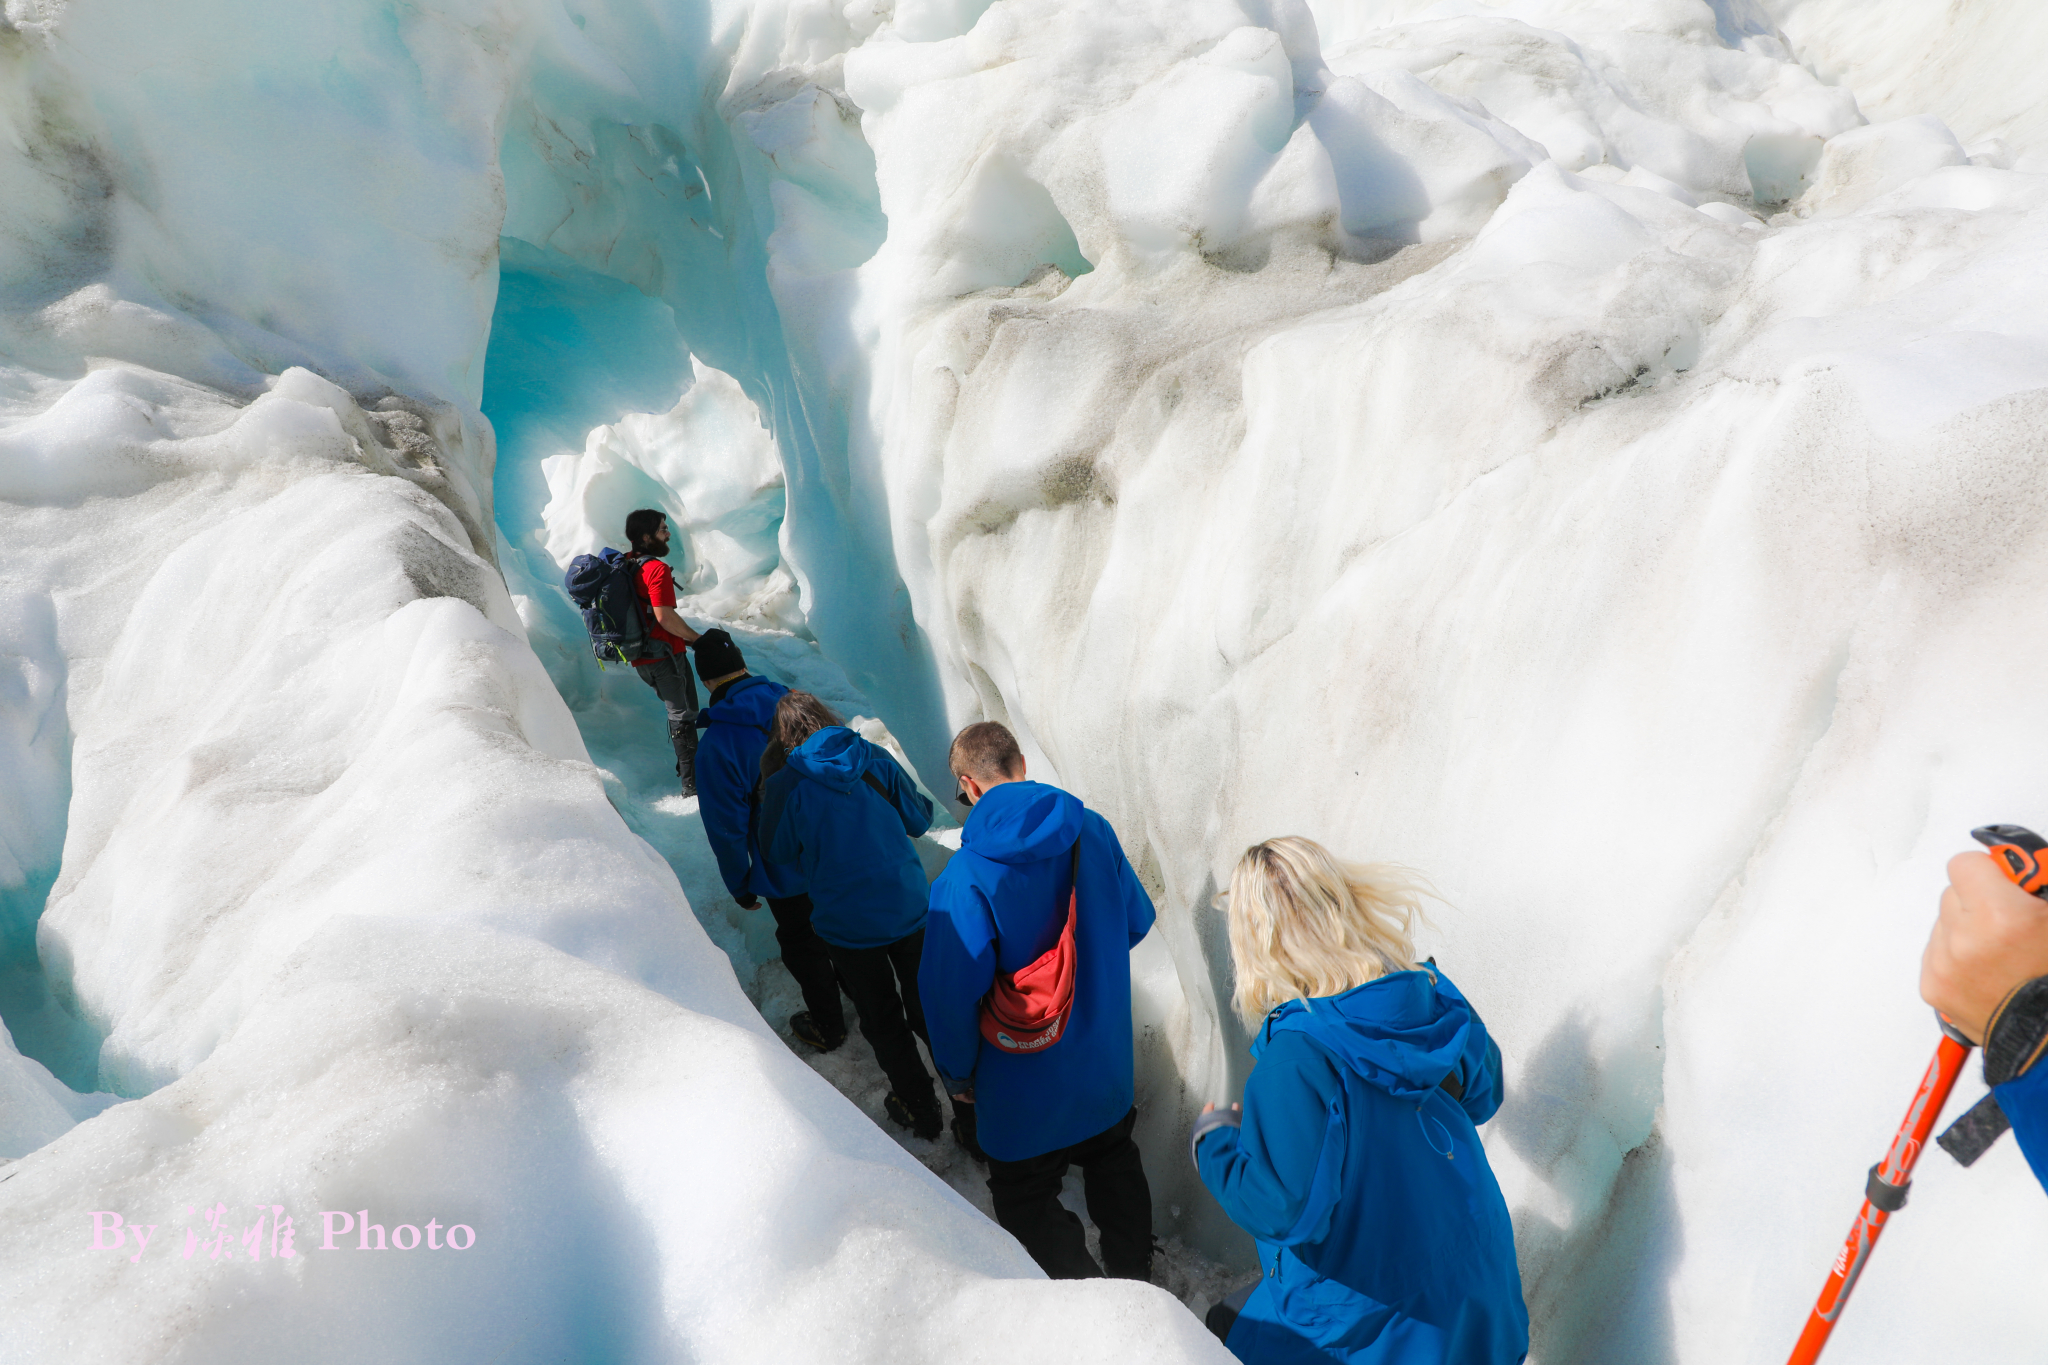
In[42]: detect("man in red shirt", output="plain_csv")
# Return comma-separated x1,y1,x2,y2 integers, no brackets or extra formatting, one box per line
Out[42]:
625,508,703,796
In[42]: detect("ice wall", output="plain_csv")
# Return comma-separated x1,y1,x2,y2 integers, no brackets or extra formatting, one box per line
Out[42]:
0,3,1223,1361
831,1,2048,1361
4,0,2047,1362
1765,0,2048,164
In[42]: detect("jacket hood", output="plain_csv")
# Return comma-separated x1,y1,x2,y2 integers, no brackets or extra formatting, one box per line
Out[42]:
785,725,876,793
702,673,779,729
960,780,1084,865
1260,968,1486,1102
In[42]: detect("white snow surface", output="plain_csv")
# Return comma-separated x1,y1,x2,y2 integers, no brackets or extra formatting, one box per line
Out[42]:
3,0,2047,1362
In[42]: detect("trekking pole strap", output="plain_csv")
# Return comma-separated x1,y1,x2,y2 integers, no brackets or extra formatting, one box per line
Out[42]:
1936,1093,2010,1167
1982,975,2048,1087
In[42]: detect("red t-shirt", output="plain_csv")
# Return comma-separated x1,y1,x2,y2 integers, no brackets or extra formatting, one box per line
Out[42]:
635,557,694,661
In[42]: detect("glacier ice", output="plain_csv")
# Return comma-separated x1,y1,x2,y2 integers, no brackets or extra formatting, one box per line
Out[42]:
540,356,803,630
3,0,2047,1361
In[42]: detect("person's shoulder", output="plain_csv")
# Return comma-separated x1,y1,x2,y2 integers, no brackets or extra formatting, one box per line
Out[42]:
928,854,996,914
1077,803,1123,840
1077,806,1134,865
933,846,995,888
638,556,671,584
860,734,904,770
1251,1025,1346,1088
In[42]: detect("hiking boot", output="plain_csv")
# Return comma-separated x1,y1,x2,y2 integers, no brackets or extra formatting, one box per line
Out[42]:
885,1091,944,1141
951,1106,987,1165
789,1012,846,1052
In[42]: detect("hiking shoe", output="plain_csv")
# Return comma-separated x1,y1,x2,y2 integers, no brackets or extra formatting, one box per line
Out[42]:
951,1109,987,1165
885,1092,944,1141
789,1012,846,1052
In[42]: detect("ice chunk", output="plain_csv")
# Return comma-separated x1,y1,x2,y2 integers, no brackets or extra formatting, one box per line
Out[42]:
1805,115,1972,218
1744,130,1824,206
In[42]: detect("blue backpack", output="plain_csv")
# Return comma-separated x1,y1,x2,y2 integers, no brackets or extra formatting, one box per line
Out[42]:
563,549,671,666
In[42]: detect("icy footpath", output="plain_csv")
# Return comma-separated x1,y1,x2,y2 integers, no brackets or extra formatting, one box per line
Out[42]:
566,615,1255,1320
521,352,1257,1319
0,368,1224,1362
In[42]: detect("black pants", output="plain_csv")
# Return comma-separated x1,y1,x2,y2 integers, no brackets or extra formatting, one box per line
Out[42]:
986,1107,1152,1281
634,655,698,791
824,929,936,1115
767,894,844,1036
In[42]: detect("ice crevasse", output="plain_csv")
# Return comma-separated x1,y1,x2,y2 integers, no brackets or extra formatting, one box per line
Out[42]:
2,0,2047,1362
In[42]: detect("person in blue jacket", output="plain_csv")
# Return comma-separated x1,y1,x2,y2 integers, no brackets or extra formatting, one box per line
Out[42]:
1921,845,2048,1189
921,722,1159,1281
689,630,845,1053
758,690,945,1137
1194,836,1527,1365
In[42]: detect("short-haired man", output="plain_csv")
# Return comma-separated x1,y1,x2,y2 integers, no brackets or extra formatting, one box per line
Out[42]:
624,508,702,796
691,629,846,1051
920,721,1158,1280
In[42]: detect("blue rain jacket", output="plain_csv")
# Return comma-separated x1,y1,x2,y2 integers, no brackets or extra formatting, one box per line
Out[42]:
1998,1063,2048,1190
1197,968,1528,1365
693,674,803,902
759,727,932,949
920,780,1156,1162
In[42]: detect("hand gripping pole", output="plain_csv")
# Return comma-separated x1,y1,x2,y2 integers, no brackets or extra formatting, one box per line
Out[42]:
1783,823,2048,1365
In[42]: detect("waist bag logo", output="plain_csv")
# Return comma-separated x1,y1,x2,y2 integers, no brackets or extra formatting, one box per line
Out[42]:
979,841,1081,1054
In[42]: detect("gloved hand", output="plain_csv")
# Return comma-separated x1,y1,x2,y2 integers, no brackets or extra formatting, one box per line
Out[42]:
736,894,761,910
1192,1102,1242,1169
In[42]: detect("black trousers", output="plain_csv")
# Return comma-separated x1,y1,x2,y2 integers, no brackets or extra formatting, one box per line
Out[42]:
766,894,844,1036
986,1106,1152,1281
823,929,936,1115
634,654,698,791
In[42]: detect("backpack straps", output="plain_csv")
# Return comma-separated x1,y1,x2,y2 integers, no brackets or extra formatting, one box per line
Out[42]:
781,756,897,811
985,837,1083,960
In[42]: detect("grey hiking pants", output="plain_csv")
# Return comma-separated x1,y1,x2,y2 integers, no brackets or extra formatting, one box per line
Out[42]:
634,654,699,793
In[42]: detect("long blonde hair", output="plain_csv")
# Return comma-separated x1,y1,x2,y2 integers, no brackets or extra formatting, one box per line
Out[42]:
1223,836,1433,1024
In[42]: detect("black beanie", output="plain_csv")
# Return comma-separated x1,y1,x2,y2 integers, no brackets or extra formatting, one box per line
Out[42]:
692,628,746,682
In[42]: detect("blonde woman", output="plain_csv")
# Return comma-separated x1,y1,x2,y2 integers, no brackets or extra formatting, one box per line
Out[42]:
1193,837,1527,1365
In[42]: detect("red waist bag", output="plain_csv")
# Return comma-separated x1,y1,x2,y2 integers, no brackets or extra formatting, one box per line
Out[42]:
978,842,1081,1054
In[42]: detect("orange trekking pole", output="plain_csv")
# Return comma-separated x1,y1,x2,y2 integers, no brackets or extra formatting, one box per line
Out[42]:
1784,824,2048,1364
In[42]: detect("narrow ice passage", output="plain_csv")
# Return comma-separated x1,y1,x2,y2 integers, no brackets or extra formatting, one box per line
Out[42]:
478,245,1255,1309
